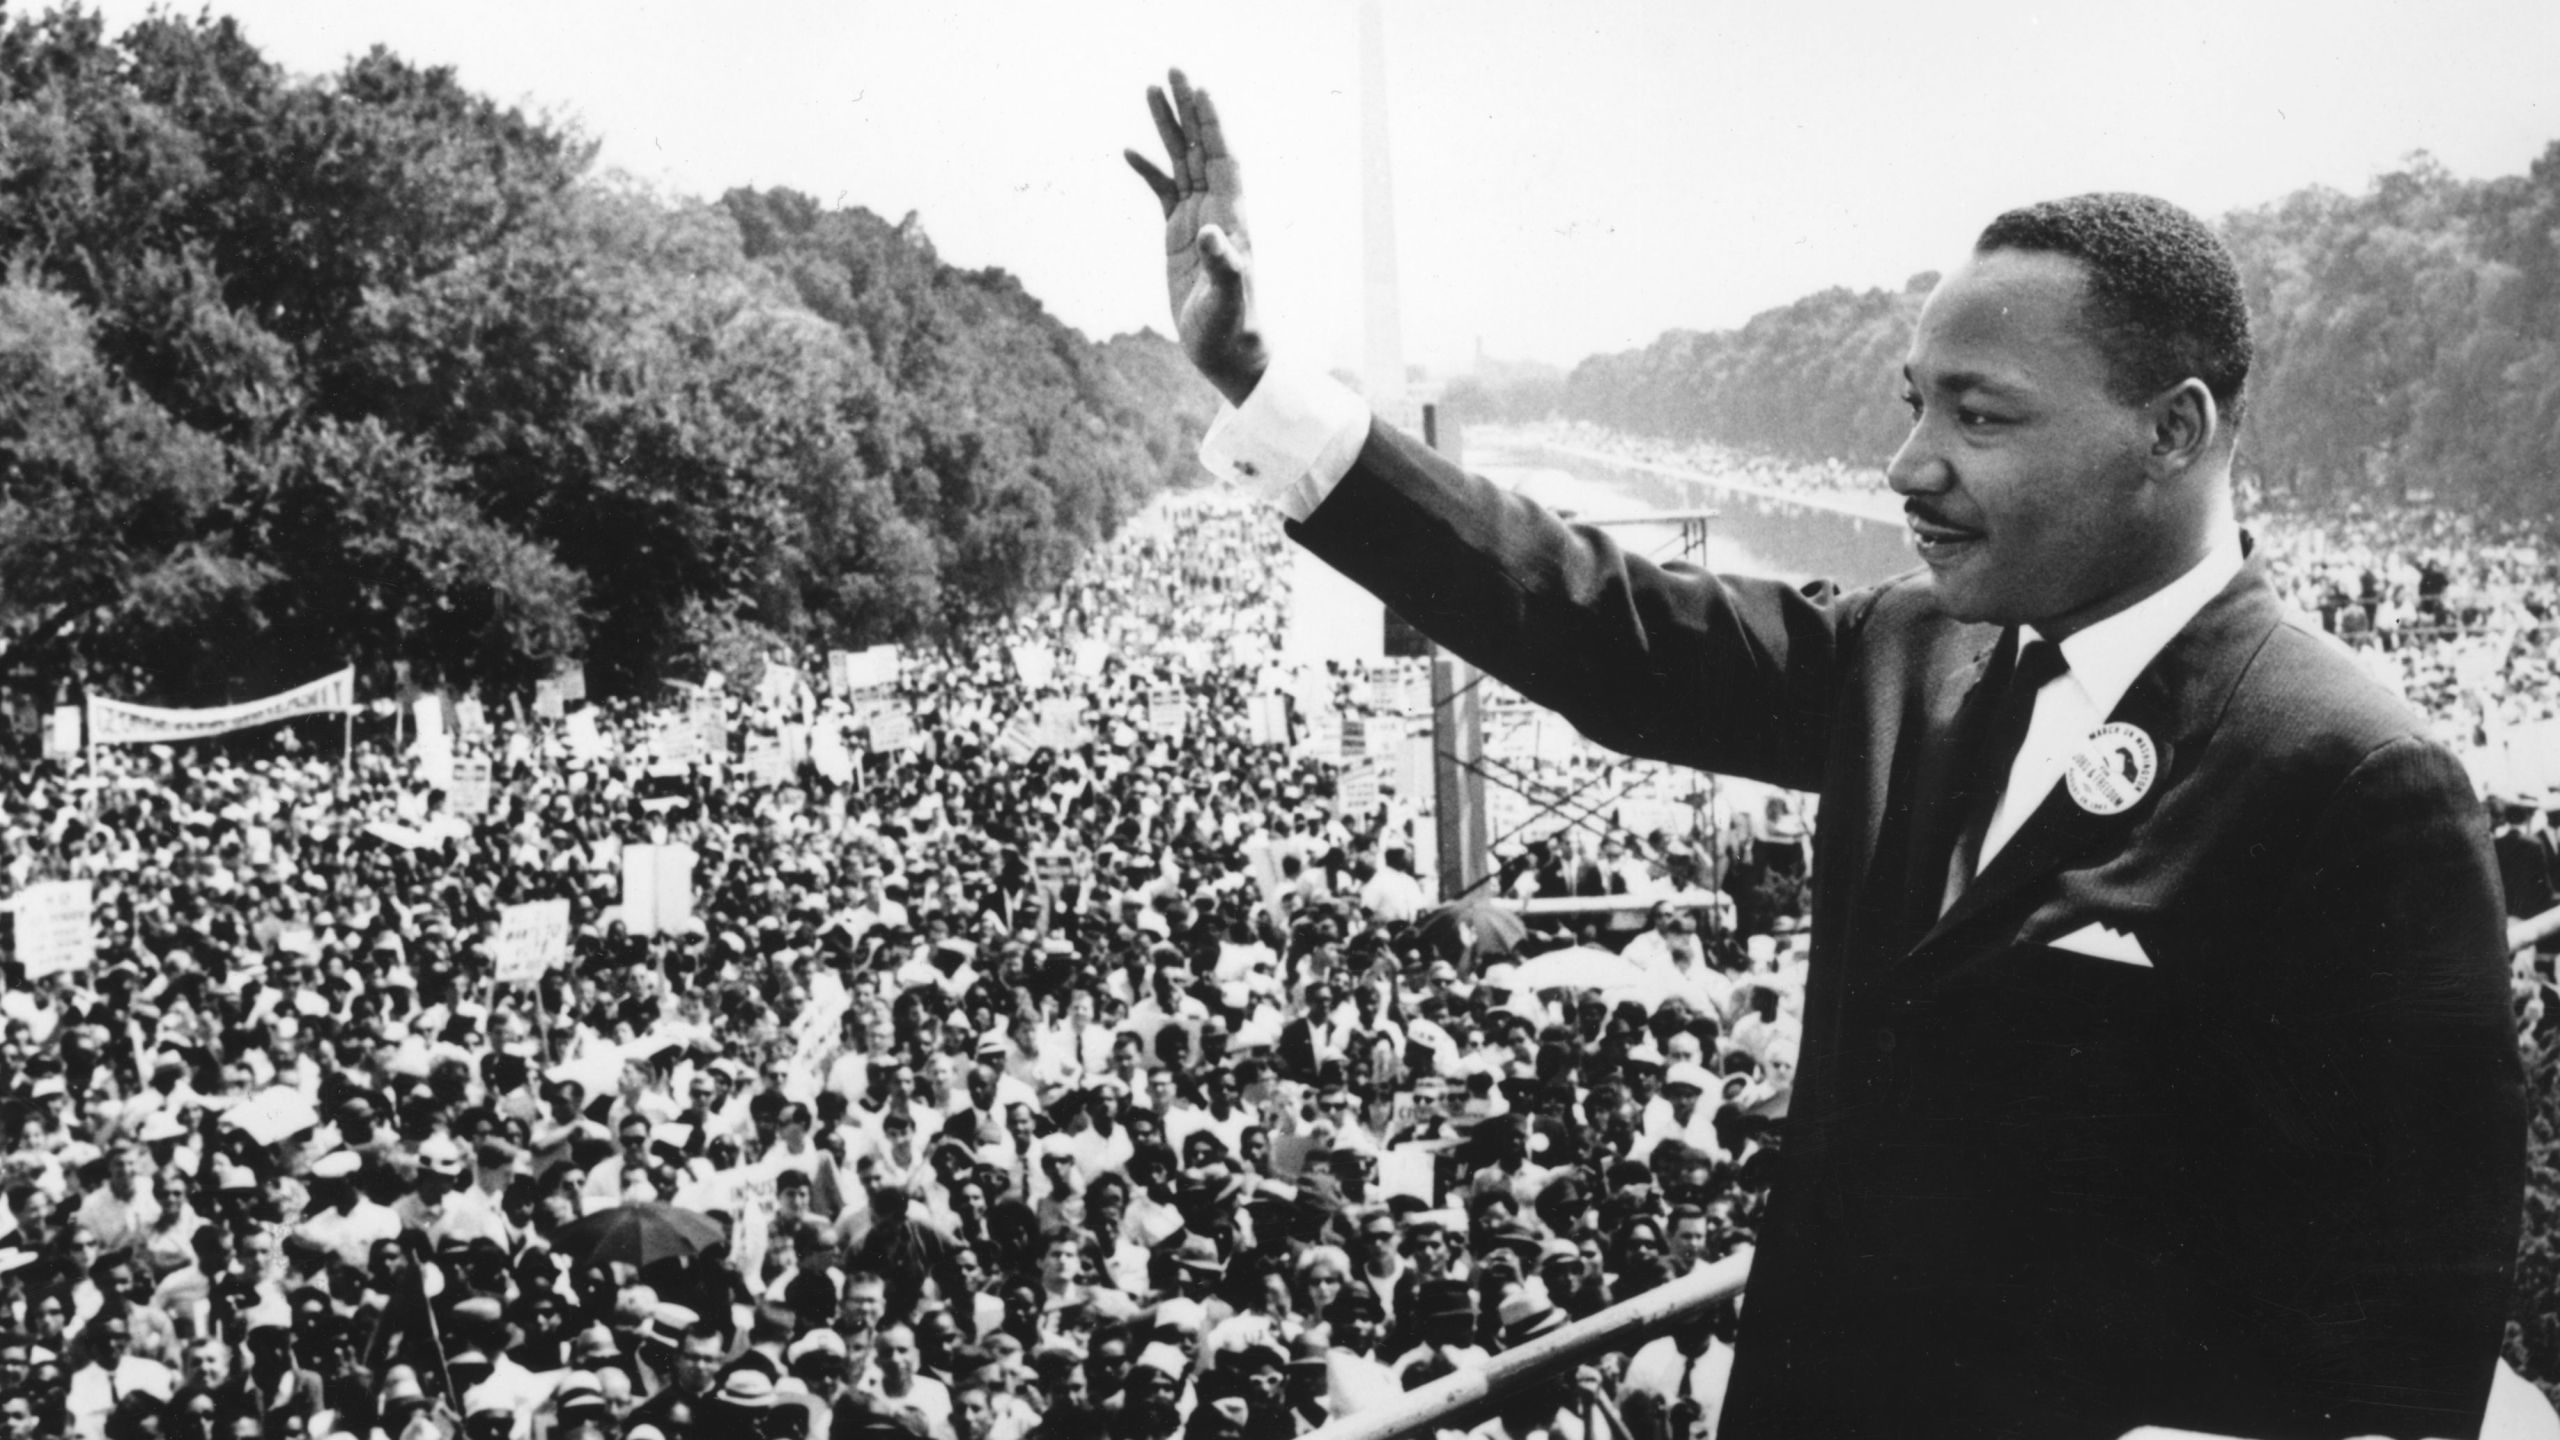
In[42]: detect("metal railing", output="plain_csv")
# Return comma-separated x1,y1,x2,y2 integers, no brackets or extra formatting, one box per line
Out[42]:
1301,1251,1752,1440
2512,901,2560,952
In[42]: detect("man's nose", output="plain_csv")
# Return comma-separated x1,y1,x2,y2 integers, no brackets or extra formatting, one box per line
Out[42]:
1885,419,1950,498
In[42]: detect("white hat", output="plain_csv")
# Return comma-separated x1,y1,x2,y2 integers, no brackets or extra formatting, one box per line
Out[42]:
1662,1062,1714,1096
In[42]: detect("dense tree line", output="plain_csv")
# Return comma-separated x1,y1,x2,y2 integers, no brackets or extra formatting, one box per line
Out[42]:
0,7,1216,710
1481,147,2560,519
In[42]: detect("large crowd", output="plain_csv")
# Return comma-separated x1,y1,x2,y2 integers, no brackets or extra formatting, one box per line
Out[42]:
0,466,2551,1440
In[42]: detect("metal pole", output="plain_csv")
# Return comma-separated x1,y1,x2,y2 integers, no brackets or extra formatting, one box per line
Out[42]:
1301,1250,1751,1440
1422,403,1490,902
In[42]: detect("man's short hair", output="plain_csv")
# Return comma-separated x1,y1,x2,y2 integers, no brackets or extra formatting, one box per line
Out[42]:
1975,192,2252,425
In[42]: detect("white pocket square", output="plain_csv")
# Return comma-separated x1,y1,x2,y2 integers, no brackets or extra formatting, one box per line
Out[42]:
2046,921,2153,968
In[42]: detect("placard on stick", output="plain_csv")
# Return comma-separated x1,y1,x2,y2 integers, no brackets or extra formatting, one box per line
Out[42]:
450,757,493,817
12,880,95,979
491,899,570,985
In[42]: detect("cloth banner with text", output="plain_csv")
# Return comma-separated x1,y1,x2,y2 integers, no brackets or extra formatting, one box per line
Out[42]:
87,668,355,748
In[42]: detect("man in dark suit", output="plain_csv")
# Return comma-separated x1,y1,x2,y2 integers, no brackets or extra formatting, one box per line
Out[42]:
1129,71,2526,1440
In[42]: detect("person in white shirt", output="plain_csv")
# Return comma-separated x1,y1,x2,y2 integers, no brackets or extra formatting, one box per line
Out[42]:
65,1312,173,1440
1357,847,1426,925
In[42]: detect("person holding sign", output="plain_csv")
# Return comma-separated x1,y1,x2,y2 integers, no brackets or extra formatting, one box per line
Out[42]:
1129,70,2525,1439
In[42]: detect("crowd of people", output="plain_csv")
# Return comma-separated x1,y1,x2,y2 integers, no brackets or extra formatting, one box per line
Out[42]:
3,465,2554,1440
0,495,1805,1440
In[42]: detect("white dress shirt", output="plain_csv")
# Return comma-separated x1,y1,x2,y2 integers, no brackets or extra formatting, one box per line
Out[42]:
1981,536,2244,868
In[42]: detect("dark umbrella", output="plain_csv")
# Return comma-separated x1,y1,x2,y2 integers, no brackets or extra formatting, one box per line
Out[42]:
551,1202,725,1269
1410,897,1528,958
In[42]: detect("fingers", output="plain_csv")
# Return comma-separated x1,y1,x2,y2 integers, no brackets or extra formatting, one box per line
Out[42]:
1124,151,1177,216
1169,70,1206,190
1145,84,1186,184
1192,85,1230,167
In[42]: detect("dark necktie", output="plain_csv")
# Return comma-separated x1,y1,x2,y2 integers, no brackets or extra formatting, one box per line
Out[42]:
1942,635,2069,914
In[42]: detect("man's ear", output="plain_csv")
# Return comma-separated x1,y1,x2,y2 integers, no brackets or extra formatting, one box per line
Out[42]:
2147,379,2218,477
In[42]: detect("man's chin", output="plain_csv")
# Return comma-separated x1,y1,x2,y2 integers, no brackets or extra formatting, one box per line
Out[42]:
1917,570,2013,627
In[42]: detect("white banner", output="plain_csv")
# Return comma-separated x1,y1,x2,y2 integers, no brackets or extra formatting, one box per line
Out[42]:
492,899,570,985
87,668,354,748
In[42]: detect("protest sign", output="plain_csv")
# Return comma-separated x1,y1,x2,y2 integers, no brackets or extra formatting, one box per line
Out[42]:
42,707,79,760
620,844,697,936
811,724,855,784
533,679,566,720
1147,698,1187,736
652,713,705,765
563,709,609,763
450,757,493,817
415,729,455,791
692,692,725,762
12,880,94,979
454,696,490,740
993,709,1047,762
758,662,806,710
1379,1148,1438,1204
831,645,903,695
1337,762,1382,820
1249,694,1289,747
557,665,587,703
492,899,571,985
743,736,790,788
869,707,916,755
1011,642,1057,689
1300,709,1343,766
1038,697,1090,750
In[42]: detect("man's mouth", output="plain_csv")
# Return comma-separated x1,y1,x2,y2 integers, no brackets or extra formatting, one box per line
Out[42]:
1906,509,1984,555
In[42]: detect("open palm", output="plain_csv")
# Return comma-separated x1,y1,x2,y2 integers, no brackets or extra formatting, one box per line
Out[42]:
1126,70,1266,405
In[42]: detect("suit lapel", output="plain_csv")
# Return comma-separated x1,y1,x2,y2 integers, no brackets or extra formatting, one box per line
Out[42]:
1910,557,2284,959
1854,633,2003,964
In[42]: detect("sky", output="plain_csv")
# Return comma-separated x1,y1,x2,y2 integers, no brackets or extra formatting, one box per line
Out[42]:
75,0,2560,376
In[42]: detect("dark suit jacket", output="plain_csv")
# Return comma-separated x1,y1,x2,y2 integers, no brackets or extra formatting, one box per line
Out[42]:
1291,422,2525,1440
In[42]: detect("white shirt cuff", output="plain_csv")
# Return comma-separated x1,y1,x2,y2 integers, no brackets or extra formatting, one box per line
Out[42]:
1196,361,1373,523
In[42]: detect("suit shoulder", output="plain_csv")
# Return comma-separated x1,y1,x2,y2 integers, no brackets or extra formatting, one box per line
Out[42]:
2241,609,2441,754
2221,610,2477,812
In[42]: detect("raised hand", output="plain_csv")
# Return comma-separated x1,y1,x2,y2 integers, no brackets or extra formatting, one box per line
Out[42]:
1125,69,1268,405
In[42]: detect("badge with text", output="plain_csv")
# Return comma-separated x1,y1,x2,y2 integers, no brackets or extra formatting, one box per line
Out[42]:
2065,722,2158,815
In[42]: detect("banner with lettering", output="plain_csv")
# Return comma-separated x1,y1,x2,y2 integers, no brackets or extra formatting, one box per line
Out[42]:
87,668,355,748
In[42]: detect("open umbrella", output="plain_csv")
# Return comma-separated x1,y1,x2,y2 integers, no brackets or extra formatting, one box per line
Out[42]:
552,1202,726,1269
1506,945,1650,994
1410,897,1528,957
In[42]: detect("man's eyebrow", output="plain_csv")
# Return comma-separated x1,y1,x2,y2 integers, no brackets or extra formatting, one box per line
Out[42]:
1904,363,2029,399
